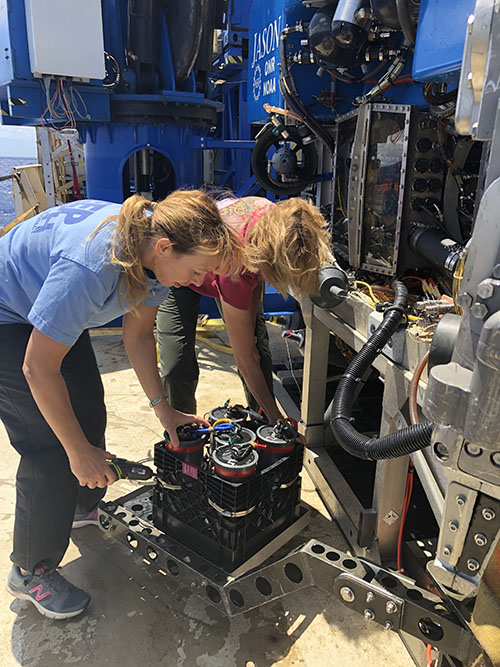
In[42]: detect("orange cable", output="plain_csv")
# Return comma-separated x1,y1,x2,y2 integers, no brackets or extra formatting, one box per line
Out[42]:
409,351,429,426
426,643,433,666
398,353,429,572
402,275,425,283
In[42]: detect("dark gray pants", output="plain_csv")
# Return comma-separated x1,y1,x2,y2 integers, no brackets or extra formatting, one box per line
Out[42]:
0,324,106,573
156,287,274,415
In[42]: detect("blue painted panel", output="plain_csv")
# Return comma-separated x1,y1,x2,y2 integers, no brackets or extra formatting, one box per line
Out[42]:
264,283,296,313
0,2,14,85
412,0,475,82
200,287,296,317
0,0,31,83
247,0,284,121
82,122,207,201
1,81,110,123
247,0,336,123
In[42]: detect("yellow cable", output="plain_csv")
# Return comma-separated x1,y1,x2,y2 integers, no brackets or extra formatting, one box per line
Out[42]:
212,418,234,427
196,317,226,333
354,280,380,304
453,251,467,315
196,333,233,354
353,282,420,322
336,176,347,218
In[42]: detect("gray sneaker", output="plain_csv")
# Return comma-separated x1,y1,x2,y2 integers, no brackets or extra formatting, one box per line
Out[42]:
6,565,90,620
72,507,99,529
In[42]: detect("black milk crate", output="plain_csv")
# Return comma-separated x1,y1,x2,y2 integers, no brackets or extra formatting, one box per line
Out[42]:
152,442,304,572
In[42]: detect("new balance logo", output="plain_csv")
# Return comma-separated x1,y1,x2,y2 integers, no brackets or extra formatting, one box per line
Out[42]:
29,585,50,601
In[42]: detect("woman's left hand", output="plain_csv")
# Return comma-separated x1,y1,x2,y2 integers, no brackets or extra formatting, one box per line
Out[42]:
154,402,209,446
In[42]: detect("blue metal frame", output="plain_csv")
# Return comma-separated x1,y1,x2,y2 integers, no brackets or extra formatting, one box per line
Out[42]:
0,0,474,318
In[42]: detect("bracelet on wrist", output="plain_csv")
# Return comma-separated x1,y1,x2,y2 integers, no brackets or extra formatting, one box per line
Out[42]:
149,394,168,408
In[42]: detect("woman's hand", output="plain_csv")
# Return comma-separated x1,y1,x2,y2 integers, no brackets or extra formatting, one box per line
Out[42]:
154,402,209,446
68,445,117,488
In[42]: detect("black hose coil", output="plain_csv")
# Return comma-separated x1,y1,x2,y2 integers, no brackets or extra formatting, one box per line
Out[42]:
330,280,434,460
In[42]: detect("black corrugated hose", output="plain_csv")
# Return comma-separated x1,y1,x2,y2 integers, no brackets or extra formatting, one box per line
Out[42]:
330,280,434,460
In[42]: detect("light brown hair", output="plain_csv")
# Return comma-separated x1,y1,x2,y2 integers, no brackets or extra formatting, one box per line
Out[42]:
92,190,244,310
246,198,332,299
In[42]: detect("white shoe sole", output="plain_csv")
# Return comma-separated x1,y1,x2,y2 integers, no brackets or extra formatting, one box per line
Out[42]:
6,582,88,620
71,520,99,529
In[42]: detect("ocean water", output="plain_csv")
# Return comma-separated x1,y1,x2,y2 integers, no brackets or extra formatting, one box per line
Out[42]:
0,156,37,230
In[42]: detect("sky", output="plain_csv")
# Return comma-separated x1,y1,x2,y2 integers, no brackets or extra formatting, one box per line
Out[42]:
0,125,37,158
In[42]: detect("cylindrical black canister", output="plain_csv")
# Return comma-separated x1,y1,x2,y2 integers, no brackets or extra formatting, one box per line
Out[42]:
164,424,208,467
208,444,260,559
214,426,256,449
255,424,296,469
211,444,259,481
209,404,247,424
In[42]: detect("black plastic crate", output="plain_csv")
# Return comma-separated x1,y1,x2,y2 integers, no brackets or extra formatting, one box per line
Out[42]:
152,442,303,572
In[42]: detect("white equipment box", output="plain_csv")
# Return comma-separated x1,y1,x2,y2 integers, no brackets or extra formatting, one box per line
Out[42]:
24,0,105,79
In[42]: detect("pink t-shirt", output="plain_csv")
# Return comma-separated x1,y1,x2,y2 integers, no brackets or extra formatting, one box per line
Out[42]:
189,197,275,309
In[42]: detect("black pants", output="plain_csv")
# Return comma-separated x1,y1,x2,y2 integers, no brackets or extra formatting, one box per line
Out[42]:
0,324,106,573
156,286,274,414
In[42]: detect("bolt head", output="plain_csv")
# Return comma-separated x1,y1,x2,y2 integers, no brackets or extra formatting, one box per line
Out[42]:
434,442,449,461
467,558,480,572
384,621,394,630
491,452,500,468
474,533,487,547
366,591,375,603
385,601,397,614
449,520,459,532
477,280,495,299
483,508,496,521
457,292,473,308
465,443,482,457
471,302,489,319
456,495,466,507
363,609,375,620
443,546,452,557
493,264,500,280
340,586,355,602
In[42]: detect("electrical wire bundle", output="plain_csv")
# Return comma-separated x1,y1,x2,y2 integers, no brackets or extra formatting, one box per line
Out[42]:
278,24,335,158
41,75,90,129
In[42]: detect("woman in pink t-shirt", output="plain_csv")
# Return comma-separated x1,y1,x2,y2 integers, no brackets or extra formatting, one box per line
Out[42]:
156,195,331,423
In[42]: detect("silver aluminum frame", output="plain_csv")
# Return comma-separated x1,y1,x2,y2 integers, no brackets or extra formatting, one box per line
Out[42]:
300,296,444,564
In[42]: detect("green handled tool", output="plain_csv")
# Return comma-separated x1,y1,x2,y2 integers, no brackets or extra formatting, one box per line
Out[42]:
107,458,154,481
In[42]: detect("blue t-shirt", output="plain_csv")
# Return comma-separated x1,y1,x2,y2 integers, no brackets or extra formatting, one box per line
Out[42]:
0,199,169,346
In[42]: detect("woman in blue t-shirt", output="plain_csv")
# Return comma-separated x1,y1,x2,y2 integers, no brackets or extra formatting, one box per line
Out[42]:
0,190,243,620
